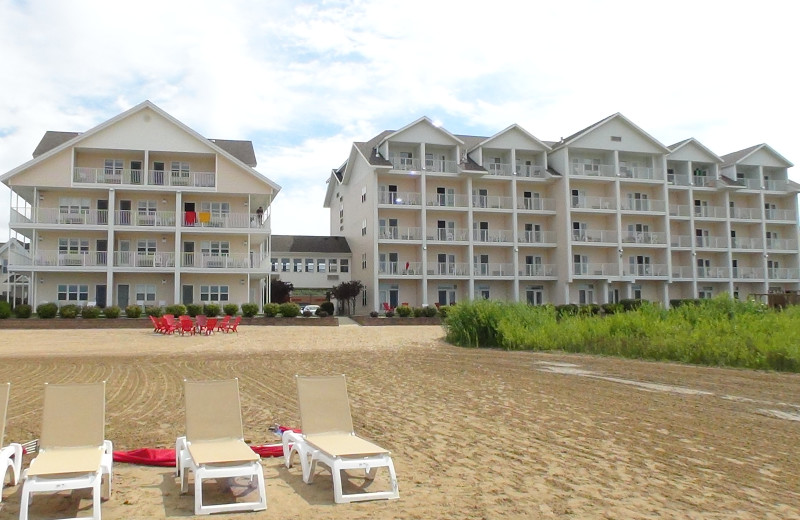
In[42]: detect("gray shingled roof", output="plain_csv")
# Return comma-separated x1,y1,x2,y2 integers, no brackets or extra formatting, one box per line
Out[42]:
668,138,693,150
33,131,80,158
354,131,394,167
271,235,351,254
720,144,762,167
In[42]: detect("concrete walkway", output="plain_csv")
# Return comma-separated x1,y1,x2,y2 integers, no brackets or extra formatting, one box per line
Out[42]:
336,316,360,327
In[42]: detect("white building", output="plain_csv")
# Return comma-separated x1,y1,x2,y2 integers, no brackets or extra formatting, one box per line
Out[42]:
325,114,799,311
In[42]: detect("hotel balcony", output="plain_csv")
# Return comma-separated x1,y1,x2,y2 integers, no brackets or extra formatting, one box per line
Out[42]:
765,208,796,221
473,262,514,277
485,162,514,177
428,228,470,242
427,262,470,276
572,230,617,244
697,267,730,279
692,175,714,187
31,250,108,268
73,168,216,188
621,232,667,245
622,264,668,277
571,163,616,178
730,237,763,250
671,265,694,279
620,199,666,212
378,262,422,276
518,230,557,245
114,211,177,227
520,264,557,277
114,252,176,268
695,236,729,249
694,206,727,219
766,238,798,251
736,178,762,190
378,191,422,206
768,267,800,280
620,166,664,181
472,195,514,210
731,267,764,280
667,173,691,186
180,212,266,230
378,226,422,241
764,180,791,191
389,157,459,174
571,196,614,210
473,229,513,243
181,253,260,269
517,197,556,211
573,262,618,276
670,235,694,248
11,208,109,227
669,204,691,217
426,194,470,208
730,207,762,220
515,164,548,178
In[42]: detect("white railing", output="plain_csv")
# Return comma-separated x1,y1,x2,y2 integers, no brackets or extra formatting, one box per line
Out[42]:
181,253,252,269
473,262,514,276
425,158,459,173
621,232,667,245
428,262,470,276
520,264,556,277
694,205,727,218
426,193,470,208
428,228,470,241
765,208,795,221
114,211,176,227
620,166,664,181
378,226,422,240
31,250,107,267
671,266,694,278
670,235,693,248
389,157,421,171
378,191,422,205
692,175,713,187
518,230,557,244
515,164,547,178
472,195,515,210
147,170,215,187
485,162,513,176
669,204,690,217
731,267,764,279
571,163,616,178
697,267,729,278
13,208,110,225
571,196,615,210
730,207,761,220
731,237,763,249
620,199,666,212
181,212,257,229
695,236,728,248
623,264,668,277
768,268,800,279
378,261,423,275
573,262,618,276
737,178,761,189
517,197,556,211
572,229,617,243
764,180,790,191
766,238,798,250
668,173,691,186
114,252,176,268
473,229,513,243
73,168,144,185
73,167,216,188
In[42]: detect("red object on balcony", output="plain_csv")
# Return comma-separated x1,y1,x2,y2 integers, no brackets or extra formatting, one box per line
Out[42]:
184,211,197,225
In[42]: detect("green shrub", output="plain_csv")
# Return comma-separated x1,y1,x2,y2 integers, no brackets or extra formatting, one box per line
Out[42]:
437,306,450,319
385,310,395,318
103,306,121,319
186,304,203,317
369,311,379,318
145,306,163,318
396,305,412,317
422,306,438,318
263,303,279,317
223,303,239,316
81,306,102,319
670,299,700,309
411,307,423,317
165,304,187,316
59,304,80,319
580,304,600,316
555,304,579,318
241,303,259,317
620,299,644,312
36,302,58,319
13,304,32,318
203,304,221,317
320,301,335,315
0,301,11,319
125,305,142,318
278,303,301,317
601,303,622,315
302,310,313,317
318,311,328,317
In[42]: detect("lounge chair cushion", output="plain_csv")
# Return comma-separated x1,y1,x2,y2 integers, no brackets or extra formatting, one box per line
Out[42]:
305,433,389,457
27,446,104,477
187,439,259,465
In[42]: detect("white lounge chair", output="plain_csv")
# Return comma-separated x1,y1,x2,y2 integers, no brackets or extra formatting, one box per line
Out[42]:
1,383,22,503
176,378,267,515
19,382,112,520
282,374,399,503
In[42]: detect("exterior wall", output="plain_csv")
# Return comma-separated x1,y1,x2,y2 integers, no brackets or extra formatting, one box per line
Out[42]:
7,149,73,188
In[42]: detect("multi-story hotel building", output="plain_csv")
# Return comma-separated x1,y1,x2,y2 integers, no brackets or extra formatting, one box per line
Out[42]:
1,101,280,310
324,114,799,310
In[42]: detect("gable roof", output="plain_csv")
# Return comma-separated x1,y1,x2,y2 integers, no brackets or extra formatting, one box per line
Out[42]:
208,139,257,167
2,100,279,192
552,113,671,153
467,124,552,152
667,137,722,163
33,131,80,158
720,143,794,168
271,235,351,254
378,116,464,147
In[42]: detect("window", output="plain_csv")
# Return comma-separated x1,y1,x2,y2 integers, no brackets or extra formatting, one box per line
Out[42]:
135,284,156,303
699,286,713,299
578,284,594,304
137,239,156,254
361,219,367,236
57,284,89,302
362,286,367,306
341,259,350,273
58,238,89,254
317,259,326,273
200,201,230,217
59,197,90,217
201,241,230,256
281,258,290,272
104,159,123,176
361,187,367,203
137,200,157,215
478,285,490,300
610,136,622,142
293,258,303,272
171,161,190,175
632,284,642,300
200,285,229,302
305,258,314,272
526,285,543,305
361,254,366,269
329,259,338,273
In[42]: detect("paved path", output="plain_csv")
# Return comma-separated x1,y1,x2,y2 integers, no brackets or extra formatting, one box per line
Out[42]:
336,316,360,326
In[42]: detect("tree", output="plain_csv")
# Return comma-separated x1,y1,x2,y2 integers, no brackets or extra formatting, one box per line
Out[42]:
331,280,364,315
270,279,294,303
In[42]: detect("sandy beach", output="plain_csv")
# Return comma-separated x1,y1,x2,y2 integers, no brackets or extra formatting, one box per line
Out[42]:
0,325,799,519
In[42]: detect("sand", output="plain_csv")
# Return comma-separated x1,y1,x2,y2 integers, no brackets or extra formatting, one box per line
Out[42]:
0,325,799,519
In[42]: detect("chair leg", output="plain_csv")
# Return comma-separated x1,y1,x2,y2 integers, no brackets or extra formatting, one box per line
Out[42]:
332,461,345,504
93,477,102,520
194,473,204,515
19,477,31,520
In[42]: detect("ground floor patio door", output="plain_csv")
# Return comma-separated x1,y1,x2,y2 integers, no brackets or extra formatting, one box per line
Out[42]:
96,284,107,308
182,284,193,305
117,284,129,308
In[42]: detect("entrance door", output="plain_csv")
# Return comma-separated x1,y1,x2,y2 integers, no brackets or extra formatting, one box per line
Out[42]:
182,285,194,305
96,285,107,308
97,199,108,225
117,284,129,308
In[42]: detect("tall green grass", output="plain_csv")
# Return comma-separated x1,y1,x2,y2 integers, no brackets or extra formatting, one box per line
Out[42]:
443,296,800,372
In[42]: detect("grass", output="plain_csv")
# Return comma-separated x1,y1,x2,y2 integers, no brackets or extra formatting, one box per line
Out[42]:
443,296,800,372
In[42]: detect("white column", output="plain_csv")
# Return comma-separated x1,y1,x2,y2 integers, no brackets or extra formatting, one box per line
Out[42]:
510,148,519,302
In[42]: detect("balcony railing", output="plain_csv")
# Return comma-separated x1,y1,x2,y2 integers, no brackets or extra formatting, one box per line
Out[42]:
428,228,470,241
730,207,761,220
668,173,691,186
669,204,690,217
765,208,796,221
515,164,547,178
620,199,666,212
768,267,800,279
473,229,512,243
670,235,694,248
621,232,667,245
378,191,422,205
73,168,144,185
378,226,422,240
573,263,618,276
426,194,469,208
73,167,216,188
694,205,727,218
623,264,668,277
764,180,790,191
485,162,513,177
114,252,176,268
114,211,176,226
181,212,261,229
620,166,664,181
472,195,514,210
11,208,110,226
181,253,255,269
737,178,762,189
31,251,107,267
520,264,556,277
473,262,514,276
517,197,556,211
428,262,470,276
572,230,617,243
731,237,763,249
671,266,694,278
378,261,422,275
518,230,556,244
692,175,713,187
695,236,728,248
571,196,615,210
147,170,215,187
731,267,764,279
389,157,459,173
697,267,729,278
766,238,798,250
571,163,616,178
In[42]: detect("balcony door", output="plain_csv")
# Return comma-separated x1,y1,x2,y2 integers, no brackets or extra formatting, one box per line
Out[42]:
119,200,131,225
97,199,108,225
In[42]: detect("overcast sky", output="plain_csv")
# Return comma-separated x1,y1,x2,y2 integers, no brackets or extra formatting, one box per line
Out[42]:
1,0,798,241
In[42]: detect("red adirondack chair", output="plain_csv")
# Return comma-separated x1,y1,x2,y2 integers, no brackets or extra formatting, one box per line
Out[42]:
149,315,163,333
201,317,218,335
178,315,195,336
224,315,242,333
195,315,208,333
216,315,231,332
162,314,179,334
